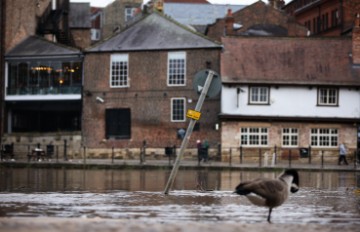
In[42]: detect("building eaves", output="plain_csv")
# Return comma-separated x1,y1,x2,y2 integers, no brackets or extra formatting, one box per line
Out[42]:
86,12,222,53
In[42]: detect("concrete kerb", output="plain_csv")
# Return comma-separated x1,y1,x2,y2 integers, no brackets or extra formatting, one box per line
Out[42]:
0,159,359,172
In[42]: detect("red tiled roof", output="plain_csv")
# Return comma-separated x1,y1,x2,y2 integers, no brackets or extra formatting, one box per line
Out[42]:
221,36,360,86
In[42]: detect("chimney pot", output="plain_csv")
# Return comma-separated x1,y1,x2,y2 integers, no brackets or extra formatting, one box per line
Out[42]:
225,8,235,36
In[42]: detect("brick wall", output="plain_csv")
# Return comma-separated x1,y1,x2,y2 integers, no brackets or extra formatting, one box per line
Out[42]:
4,0,52,52
207,1,308,41
71,29,91,50
353,15,360,64
221,121,357,159
102,0,143,39
83,49,221,150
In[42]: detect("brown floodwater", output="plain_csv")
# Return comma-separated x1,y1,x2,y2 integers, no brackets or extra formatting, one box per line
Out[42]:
0,168,359,225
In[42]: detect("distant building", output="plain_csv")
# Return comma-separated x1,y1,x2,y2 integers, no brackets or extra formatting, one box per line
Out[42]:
284,0,360,36
90,7,104,43
102,0,142,39
0,0,5,141
206,1,308,42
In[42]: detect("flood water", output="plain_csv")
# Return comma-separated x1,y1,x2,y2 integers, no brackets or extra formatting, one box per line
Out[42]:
0,168,359,225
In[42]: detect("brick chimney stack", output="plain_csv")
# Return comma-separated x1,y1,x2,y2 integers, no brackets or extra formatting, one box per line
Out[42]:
225,9,234,36
352,13,360,64
269,0,285,9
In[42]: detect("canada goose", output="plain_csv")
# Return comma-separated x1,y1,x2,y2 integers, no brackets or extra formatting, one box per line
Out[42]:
234,169,299,223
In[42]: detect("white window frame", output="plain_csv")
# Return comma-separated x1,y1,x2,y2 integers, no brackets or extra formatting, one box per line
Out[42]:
110,54,129,88
171,97,186,122
167,52,186,86
249,86,269,104
240,127,268,147
282,128,299,147
125,7,136,22
318,87,338,106
310,128,338,147
91,29,101,41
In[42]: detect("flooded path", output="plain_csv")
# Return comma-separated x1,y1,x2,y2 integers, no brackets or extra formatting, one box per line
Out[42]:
0,168,359,225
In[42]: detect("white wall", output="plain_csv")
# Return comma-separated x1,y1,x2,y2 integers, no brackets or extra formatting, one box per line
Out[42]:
221,85,360,119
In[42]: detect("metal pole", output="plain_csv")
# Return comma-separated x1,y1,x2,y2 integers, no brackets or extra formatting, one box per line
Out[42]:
240,146,243,164
274,145,277,165
229,148,232,166
56,146,59,163
83,146,86,164
112,146,114,164
64,139,67,161
289,149,292,168
164,70,215,194
259,148,262,167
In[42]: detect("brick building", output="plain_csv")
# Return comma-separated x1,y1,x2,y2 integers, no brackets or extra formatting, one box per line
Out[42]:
102,0,143,39
0,0,5,142
1,0,90,158
83,12,222,157
219,24,360,161
284,0,360,36
206,0,308,42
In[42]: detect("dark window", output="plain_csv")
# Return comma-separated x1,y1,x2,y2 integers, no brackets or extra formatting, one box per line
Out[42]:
106,108,131,139
12,104,81,133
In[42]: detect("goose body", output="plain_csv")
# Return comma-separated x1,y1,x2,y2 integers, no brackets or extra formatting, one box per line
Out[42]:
234,169,299,222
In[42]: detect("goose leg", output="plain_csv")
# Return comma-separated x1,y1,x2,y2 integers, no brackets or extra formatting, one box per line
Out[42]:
267,208,272,223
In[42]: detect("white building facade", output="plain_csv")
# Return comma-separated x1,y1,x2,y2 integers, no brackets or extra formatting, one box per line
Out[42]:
219,36,360,160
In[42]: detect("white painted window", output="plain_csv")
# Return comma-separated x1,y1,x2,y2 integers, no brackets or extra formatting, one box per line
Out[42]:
167,52,186,86
125,7,136,22
310,128,338,147
171,98,186,122
240,127,268,146
282,128,299,147
91,29,101,41
249,86,269,104
110,54,129,88
318,87,338,106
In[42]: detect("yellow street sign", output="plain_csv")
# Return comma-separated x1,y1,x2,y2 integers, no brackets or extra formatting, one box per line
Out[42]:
186,109,201,120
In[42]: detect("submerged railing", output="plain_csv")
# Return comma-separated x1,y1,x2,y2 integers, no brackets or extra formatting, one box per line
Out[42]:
1,143,359,170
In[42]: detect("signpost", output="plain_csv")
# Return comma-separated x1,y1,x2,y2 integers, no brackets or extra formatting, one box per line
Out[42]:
164,69,220,194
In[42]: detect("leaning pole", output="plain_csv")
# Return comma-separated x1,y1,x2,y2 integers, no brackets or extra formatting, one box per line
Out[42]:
164,70,215,195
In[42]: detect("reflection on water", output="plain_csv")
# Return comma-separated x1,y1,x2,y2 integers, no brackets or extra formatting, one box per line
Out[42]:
0,168,359,225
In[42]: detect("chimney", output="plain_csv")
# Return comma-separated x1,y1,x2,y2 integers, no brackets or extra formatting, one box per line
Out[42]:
269,0,275,8
225,9,234,36
352,13,360,64
269,0,285,10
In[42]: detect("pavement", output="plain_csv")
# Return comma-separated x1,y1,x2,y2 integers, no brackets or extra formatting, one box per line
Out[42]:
0,217,359,232
1,157,359,172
